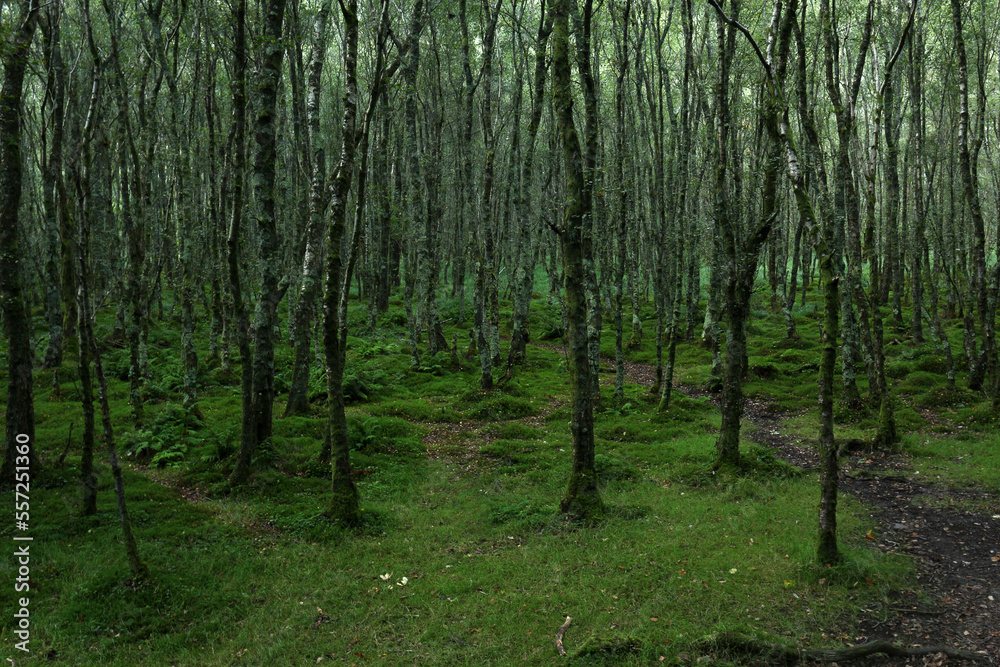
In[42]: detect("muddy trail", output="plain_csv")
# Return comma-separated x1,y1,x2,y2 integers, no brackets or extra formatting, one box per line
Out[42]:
595,350,998,664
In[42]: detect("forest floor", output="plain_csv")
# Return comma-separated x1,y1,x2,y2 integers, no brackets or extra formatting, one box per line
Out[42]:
7,289,1000,665
610,354,1000,665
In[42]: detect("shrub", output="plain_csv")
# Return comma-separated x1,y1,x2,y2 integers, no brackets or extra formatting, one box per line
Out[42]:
122,403,205,468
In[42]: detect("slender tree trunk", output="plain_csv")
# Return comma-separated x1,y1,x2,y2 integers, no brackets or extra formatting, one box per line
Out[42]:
322,0,373,526
908,26,926,344
285,0,332,417
554,0,603,521
505,3,553,377
951,0,995,394
40,9,65,372
80,201,148,578
0,0,38,486
227,0,257,486
612,0,632,400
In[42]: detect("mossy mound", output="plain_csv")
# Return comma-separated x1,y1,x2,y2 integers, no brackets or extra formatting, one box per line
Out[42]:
914,386,979,409
896,371,941,395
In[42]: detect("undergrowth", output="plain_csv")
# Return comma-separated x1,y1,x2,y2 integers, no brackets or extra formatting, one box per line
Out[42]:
0,275,990,665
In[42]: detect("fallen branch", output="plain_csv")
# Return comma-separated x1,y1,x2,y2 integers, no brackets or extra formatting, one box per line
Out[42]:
555,616,572,656
703,632,992,664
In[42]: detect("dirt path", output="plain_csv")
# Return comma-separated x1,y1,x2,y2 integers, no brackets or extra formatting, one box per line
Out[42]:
601,353,999,664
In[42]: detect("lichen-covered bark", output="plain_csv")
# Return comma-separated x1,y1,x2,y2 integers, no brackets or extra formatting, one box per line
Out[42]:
40,9,66,371
554,0,602,521
906,27,926,344
228,0,259,486
285,0,332,417
821,0,873,409
708,0,841,563
951,0,996,395
505,7,552,376
612,0,632,400
245,0,287,476
322,0,366,526
860,8,914,447
103,11,149,424
570,0,603,406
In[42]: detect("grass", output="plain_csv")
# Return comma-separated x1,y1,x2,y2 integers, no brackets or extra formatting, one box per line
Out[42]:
0,271,993,665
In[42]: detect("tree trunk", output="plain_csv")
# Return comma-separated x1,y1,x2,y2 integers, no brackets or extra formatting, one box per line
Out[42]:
322,0,374,526
554,0,603,522
227,0,257,486
285,0,332,417
0,0,38,486
504,3,553,377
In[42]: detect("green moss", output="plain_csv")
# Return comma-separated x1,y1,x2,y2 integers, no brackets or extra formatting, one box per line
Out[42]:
569,632,645,660
594,453,639,482
467,394,537,421
896,371,941,395
914,386,979,409
367,399,464,422
885,361,912,379
480,439,537,460
560,469,605,522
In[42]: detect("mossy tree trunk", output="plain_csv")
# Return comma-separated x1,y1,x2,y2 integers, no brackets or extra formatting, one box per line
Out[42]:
78,177,148,579
712,0,792,468
226,0,254,478
553,0,603,522
322,0,399,523
322,0,361,525
244,0,288,479
860,7,914,448
658,0,695,414
570,0,603,407
611,0,632,400
822,0,873,410
504,2,553,377
40,8,66,372
0,0,38,486
951,0,996,396
72,30,104,514
285,0,332,418
710,0,839,564
907,26,926,345
101,0,149,426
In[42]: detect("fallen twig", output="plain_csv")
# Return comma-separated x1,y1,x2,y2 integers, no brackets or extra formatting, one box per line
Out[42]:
555,616,572,656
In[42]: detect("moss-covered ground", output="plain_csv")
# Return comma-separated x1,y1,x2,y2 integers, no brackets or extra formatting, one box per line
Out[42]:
2,271,997,665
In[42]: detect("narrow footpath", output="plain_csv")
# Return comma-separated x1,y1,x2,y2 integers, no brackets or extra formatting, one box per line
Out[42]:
606,353,998,664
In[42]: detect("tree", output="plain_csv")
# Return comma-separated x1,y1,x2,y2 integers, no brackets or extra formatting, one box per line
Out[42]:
285,0,333,418
553,0,603,521
708,0,841,564
712,0,791,470
230,0,289,485
0,0,39,486
950,0,997,398
503,0,552,379
323,0,405,523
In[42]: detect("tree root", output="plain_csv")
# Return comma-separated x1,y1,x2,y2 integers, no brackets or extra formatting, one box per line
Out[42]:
702,632,992,664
